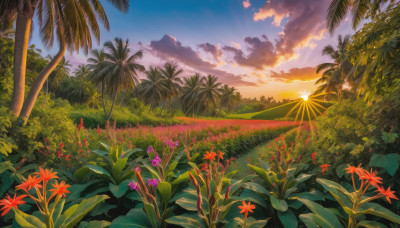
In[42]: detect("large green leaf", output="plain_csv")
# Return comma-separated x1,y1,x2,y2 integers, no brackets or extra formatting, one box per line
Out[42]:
316,178,353,207
166,213,206,228
51,199,65,223
358,202,400,224
172,171,189,185
85,165,112,180
175,190,208,212
109,180,130,198
13,209,46,228
110,209,151,228
143,201,159,228
123,148,143,160
111,158,128,183
369,153,400,176
299,213,319,228
243,182,269,195
247,165,273,188
56,195,109,228
356,220,388,228
234,189,268,208
270,195,288,212
78,220,111,228
278,209,298,228
229,174,256,195
74,167,90,183
297,198,344,228
157,181,172,206
143,163,162,180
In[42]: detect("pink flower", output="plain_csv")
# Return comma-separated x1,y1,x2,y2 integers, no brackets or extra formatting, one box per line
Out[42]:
147,179,159,187
128,181,139,190
151,155,162,167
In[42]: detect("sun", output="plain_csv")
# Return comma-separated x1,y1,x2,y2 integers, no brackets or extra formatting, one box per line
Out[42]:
300,91,310,101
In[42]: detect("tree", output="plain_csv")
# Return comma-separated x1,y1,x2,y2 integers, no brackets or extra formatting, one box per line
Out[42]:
87,49,108,115
97,38,145,120
180,73,204,115
0,0,129,122
218,85,237,115
315,35,353,102
160,62,183,110
198,74,222,115
137,67,168,111
49,57,71,93
327,0,394,33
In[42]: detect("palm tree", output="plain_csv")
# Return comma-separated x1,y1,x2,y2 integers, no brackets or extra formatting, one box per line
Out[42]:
218,85,237,115
97,38,145,120
198,74,222,115
315,35,353,102
160,62,183,110
137,67,168,111
180,73,204,115
50,57,71,93
0,13,15,39
87,49,108,115
1,0,129,122
327,0,392,33
74,64,90,78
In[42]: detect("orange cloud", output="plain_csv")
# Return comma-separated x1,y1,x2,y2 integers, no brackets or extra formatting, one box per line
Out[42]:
270,67,319,83
243,0,251,9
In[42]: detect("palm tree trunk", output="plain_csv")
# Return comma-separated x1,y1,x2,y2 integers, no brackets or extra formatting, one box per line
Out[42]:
217,105,223,116
118,91,126,107
10,13,32,116
106,89,118,120
101,82,107,116
20,45,66,124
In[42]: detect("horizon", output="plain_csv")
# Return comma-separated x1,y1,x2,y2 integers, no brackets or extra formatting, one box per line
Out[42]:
29,0,356,100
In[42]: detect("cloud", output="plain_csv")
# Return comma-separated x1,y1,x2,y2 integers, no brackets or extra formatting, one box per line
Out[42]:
242,0,251,9
198,43,223,63
270,67,319,82
223,35,280,70
253,0,329,58
148,35,256,86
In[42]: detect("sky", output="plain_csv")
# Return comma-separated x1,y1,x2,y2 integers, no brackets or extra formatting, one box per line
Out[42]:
30,0,355,100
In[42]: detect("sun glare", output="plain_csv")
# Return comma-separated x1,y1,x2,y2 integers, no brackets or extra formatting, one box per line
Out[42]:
300,91,310,101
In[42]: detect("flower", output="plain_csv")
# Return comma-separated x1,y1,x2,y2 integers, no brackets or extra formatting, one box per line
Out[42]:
151,155,162,167
16,175,42,192
78,118,84,130
128,181,139,190
345,164,364,176
217,151,224,160
49,180,71,198
147,179,159,187
203,151,217,161
0,194,27,216
147,146,155,153
270,155,275,161
134,166,141,173
360,169,383,187
320,164,330,175
35,167,58,183
238,201,255,219
376,186,398,204
311,152,316,164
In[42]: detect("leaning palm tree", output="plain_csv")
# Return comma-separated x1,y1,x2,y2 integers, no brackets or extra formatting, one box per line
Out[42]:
180,73,204,115
314,35,353,102
1,0,129,122
160,62,183,110
137,67,168,111
327,0,393,33
198,74,222,115
97,38,145,120
218,85,237,115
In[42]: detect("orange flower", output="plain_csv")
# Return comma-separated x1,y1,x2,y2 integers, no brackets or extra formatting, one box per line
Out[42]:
376,186,398,204
0,194,27,216
49,180,71,198
217,151,224,160
345,164,364,176
320,164,330,175
35,167,58,183
238,201,255,219
16,175,42,192
203,151,217,161
360,169,382,187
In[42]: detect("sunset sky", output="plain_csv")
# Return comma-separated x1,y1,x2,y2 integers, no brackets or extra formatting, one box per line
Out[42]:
30,0,356,100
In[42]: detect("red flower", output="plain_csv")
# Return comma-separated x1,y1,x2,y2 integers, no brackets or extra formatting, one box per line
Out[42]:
35,167,58,183
49,180,71,198
376,186,398,204
360,169,382,187
345,164,364,176
0,194,27,216
16,175,42,192
238,201,256,219
311,152,316,164
217,151,224,160
270,155,275,161
203,151,217,161
320,164,330,175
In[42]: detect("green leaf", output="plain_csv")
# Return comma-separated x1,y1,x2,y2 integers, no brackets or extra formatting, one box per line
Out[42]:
123,148,143,159
110,209,151,228
278,209,298,228
143,163,162,180
52,199,65,223
175,190,208,212
57,195,109,228
74,167,90,182
316,178,353,207
247,165,273,188
143,201,159,228
166,213,206,228
270,195,288,212
78,220,111,228
85,165,112,180
109,180,130,198
13,209,46,228
233,189,268,208
295,173,313,184
157,181,172,206
92,149,108,158
336,164,348,178
296,198,344,228
229,174,256,195
356,220,388,228
299,213,319,228
172,171,190,185
358,202,400,224
369,153,400,176
243,182,269,195
111,158,128,183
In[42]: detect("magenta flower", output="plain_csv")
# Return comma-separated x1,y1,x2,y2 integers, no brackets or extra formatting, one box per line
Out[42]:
134,166,141,173
147,179,159,187
151,155,162,167
128,181,139,190
147,146,155,153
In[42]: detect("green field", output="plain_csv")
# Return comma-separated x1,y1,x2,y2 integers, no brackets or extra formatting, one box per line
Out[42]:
228,100,334,120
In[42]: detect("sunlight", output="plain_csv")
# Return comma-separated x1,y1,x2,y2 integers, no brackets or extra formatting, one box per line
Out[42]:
300,91,311,101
